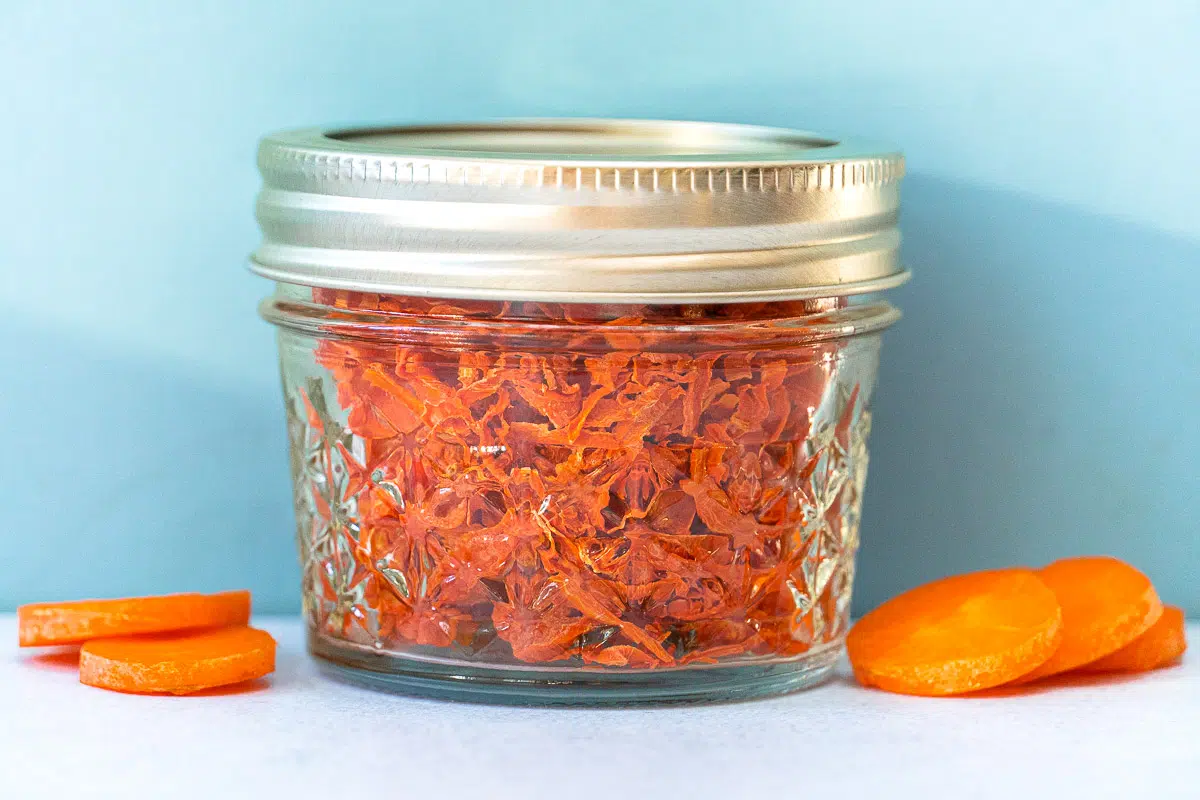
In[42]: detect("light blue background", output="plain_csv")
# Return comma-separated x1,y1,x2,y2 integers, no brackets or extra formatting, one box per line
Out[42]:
2,1,1196,615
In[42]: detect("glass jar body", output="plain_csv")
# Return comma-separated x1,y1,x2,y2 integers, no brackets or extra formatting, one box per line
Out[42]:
267,287,894,704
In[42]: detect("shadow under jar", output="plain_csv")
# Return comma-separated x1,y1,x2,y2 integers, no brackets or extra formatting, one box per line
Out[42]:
252,119,909,705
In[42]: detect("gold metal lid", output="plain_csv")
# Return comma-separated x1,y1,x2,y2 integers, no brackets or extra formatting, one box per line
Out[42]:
251,119,907,303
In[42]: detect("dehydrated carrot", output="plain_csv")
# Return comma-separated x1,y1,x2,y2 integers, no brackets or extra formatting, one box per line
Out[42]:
18,591,251,647
846,568,1063,696
290,293,873,667
1080,605,1187,673
79,626,276,695
1020,556,1163,682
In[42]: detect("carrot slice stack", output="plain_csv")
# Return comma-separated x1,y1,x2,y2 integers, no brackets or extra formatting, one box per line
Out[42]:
847,568,1062,696
1020,556,1162,682
1081,605,1187,673
18,591,252,647
79,626,276,695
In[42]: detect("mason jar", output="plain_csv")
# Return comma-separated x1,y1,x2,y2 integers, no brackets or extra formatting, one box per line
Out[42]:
252,120,908,704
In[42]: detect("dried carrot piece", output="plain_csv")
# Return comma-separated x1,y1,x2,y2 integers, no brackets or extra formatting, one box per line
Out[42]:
296,294,864,667
1020,556,1163,682
846,568,1062,696
18,591,251,647
1080,605,1187,673
79,626,276,695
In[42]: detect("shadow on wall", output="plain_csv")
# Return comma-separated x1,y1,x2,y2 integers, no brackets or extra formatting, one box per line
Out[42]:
0,320,298,612
857,174,1199,616
1,174,1196,617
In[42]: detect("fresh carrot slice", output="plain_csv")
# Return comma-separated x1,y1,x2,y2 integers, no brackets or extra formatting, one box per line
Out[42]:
79,626,276,695
1080,605,1187,673
846,568,1062,696
18,591,251,647
1020,556,1163,682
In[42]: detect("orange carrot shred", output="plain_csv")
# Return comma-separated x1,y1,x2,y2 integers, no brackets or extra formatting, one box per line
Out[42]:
846,568,1062,696
299,293,857,666
18,591,251,647
79,626,276,695
1080,604,1187,674
1019,556,1163,682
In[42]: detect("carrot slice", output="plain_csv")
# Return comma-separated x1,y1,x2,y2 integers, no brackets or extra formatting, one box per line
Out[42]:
18,591,251,647
846,568,1062,696
1080,605,1187,673
1020,556,1163,682
79,626,276,695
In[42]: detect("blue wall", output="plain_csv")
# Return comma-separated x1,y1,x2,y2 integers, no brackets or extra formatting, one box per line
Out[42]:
2,1,1196,614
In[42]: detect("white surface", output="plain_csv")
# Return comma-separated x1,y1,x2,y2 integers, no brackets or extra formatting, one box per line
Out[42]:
2,615,1196,799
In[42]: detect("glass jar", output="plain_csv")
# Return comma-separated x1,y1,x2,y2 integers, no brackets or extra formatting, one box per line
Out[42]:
252,120,908,704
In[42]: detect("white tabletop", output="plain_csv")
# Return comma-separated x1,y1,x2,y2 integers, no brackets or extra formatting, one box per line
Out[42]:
2,615,1196,799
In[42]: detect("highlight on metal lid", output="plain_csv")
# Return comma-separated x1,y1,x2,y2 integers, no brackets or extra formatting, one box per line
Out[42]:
251,119,908,304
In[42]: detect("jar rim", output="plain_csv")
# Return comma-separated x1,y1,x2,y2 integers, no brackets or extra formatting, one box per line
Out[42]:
260,285,903,349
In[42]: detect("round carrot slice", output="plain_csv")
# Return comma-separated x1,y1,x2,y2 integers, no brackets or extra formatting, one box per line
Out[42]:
79,626,276,695
18,591,251,647
1081,605,1187,673
847,568,1062,696
1020,556,1163,682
